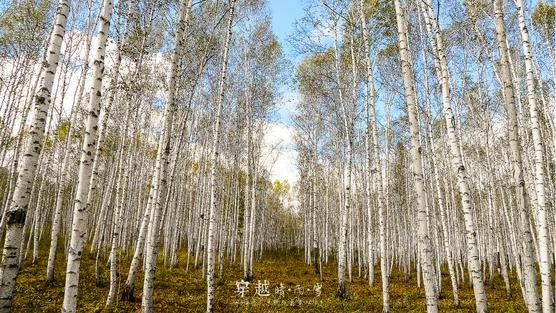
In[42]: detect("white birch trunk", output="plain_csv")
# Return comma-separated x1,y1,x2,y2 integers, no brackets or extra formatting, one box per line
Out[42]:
61,0,112,310
141,2,193,311
328,7,352,298
493,0,540,311
393,0,437,311
0,0,70,311
206,3,236,310
419,1,487,311
358,3,389,308
514,1,554,311
46,5,95,281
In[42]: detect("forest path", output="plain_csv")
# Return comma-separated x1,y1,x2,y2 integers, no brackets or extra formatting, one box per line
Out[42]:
12,246,526,312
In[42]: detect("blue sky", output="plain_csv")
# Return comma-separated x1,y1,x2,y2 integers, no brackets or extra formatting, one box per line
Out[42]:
268,0,305,64
268,0,305,125
261,0,305,185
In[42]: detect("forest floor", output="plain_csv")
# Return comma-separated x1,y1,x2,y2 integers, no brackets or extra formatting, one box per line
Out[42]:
13,244,526,312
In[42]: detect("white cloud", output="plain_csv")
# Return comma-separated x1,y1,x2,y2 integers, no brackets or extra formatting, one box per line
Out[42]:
261,122,298,185
1,28,170,143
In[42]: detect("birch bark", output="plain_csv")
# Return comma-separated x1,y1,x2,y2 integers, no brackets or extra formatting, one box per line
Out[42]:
328,6,353,298
493,0,540,311
62,0,112,310
46,5,95,282
206,2,236,311
0,0,70,311
393,0,437,311
358,3,389,309
418,1,487,311
141,1,193,311
514,1,554,311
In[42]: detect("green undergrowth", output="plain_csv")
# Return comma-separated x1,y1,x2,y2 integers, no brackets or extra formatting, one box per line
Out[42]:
12,244,526,312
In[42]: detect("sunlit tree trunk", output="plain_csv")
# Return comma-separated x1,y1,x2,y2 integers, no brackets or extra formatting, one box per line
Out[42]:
46,4,95,282
358,2,389,309
0,0,70,311
393,0,437,311
206,1,236,311
242,38,254,280
61,0,112,311
418,1,487,311
493,0,540,311
415,6,459,305
514,1,554,311
106,103,132,307
141,1,193,311
327,4,353,298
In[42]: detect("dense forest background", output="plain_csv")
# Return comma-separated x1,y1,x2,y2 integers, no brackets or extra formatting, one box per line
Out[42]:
0,0,554,312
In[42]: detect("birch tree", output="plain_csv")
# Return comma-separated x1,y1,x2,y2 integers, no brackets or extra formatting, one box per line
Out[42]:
514,0,554,311
206,1,236,311
0,0,70,311
493,0,541,311
141,0,193,311
0,0,554,311
393,0,437,311
358,0,389,310
418,1,487,310
62,0,113,311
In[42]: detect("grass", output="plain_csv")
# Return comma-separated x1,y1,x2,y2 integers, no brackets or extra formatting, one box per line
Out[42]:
12,244,526,312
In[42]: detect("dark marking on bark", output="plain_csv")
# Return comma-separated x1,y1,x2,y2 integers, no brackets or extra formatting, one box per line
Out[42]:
5,209,26,225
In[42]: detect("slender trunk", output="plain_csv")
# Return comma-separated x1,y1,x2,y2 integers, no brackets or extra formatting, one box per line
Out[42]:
46,16,93,280
206,2,236,312
141,1,193,311
61,0,112,311
358,2,389,309
106,107,131,307
0,1,70,311
328,6,353,298
494,1,541,311
393,0,437,311
514,1,554,311
419,1,487,310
